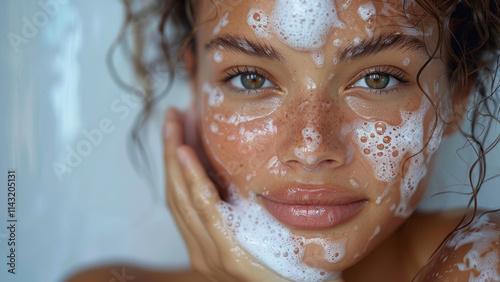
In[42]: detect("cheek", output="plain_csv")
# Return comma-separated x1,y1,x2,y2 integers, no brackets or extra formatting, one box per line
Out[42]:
200,101,280,184
344,97,444,217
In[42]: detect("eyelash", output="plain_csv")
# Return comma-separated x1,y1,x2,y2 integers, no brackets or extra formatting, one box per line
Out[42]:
220,66,276,96
350,66,410,94
219,65,410,96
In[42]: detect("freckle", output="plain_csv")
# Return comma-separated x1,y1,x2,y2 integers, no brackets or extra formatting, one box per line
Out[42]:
363,148,371,154
383,136,391,143
377,144,384,150
360,136,367,143
392,151,399,157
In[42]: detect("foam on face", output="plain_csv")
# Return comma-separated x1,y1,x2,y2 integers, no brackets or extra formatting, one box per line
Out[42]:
203,83,224,107
213,51,223,63
238,118,277,142
445,215,500,281
343,98,444,217
271,0,345,51
357,2,376,35
357,2,376,21
215,186,345,281
247,8,271,38
247,1,345,66
294,125,323,165
212,11,229,35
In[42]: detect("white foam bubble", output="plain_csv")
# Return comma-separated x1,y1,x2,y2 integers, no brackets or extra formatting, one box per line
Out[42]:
210,122,219,133
295,125,323,163
306,75,317,89
238,118,277,142
311,51,325,68
203,83,224,107
213,51,223,63
403,58,411,66
215,186,345,281
247,8,271,38
358,2,376,21
333,39,343,47
212,11,229,35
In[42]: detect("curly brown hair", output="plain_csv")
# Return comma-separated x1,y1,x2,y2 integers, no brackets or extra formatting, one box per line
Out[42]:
110,0,500,278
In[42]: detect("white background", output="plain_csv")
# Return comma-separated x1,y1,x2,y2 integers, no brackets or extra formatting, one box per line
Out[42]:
0,1,499,281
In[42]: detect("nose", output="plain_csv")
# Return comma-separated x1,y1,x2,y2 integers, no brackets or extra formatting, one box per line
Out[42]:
279,92,348,171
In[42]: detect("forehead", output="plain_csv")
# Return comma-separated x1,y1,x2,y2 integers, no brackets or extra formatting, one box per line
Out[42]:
195,0,435,49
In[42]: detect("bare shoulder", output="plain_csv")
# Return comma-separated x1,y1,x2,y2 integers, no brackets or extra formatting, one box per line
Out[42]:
64,264,207,282
419,211,500,281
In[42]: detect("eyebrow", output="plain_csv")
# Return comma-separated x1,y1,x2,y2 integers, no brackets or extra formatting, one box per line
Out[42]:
205,35,286,62
337,33,428,63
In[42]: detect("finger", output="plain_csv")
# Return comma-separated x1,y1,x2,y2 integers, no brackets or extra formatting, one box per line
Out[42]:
176,146,238,260
163,117,214,275
176,146,221,216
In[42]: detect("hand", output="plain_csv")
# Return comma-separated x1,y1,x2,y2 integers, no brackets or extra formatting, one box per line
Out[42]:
163,108,289,282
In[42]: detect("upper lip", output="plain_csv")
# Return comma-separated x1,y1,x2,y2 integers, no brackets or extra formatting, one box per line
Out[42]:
260,184,365,205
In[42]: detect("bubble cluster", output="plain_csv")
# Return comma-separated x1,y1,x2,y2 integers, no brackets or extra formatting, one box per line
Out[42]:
271,0,345,51
247,8,271,38
238,118,277,142
212,11,229,35
203,83,224,107
295,125,323,164
246,1,345,66
215,186,345,281
344,98,443,217
357,2,376,21
445,215,500,281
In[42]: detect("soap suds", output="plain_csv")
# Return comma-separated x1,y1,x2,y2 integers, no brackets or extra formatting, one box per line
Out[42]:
213,11,229,35
216,186,345,281
247,8,271,38
203,83,224,107
357,2,376,21
343,98,444,217
238,118,277,142
213,51,223,63
294,125,323,165
247,1,345,66
446,215,500,281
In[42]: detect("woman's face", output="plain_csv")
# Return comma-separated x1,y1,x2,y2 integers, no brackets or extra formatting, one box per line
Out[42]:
191,0,451,273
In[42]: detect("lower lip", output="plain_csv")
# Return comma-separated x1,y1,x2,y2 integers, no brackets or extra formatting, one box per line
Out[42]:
261,198,366,229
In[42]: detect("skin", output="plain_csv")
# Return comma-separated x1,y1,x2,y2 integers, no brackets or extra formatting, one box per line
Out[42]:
191,0,449,275
66,0,500,281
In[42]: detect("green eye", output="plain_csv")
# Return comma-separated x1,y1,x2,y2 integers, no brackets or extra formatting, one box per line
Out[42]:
352,72,399,90
365,73,390,89
229,72,276,91
240,74,266,89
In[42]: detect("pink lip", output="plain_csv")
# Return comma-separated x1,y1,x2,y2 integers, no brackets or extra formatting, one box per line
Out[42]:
260,186,366,229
